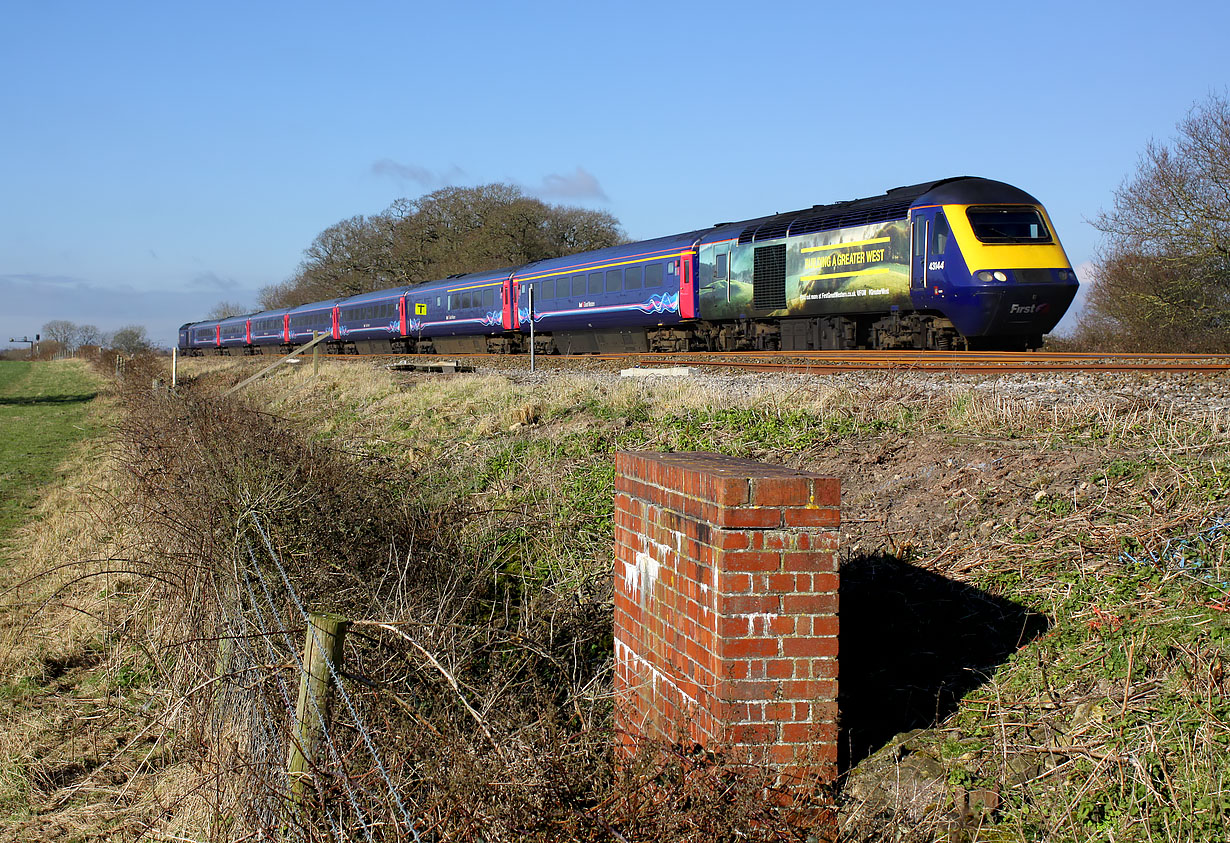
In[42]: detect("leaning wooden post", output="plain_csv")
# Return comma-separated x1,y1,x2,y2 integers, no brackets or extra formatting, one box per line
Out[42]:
287,612,349,805
312,331,321,377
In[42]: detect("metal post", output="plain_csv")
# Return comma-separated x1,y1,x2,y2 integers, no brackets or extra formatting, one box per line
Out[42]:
529,286,535,372
171,347,177,388
287,612,349,805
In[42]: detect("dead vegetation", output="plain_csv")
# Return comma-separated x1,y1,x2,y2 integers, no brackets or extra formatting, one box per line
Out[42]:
3,356,1229,841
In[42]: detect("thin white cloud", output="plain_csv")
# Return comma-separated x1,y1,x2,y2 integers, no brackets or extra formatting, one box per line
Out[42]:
534,166,608,201
188,271,239,291
371,159,466,188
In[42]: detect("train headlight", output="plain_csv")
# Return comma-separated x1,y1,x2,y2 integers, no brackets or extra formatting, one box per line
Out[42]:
993,271,1008,282
1058,269,1070,281
977,271,994,282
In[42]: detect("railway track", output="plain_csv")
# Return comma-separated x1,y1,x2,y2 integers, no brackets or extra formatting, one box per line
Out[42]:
592,351,1230,374
235,349,1230,374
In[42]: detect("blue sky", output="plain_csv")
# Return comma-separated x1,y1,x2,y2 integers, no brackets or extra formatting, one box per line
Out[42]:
2,0,1228,348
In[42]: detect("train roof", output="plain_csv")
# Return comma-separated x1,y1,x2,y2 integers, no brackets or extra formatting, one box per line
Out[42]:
339,286,413,305
513,230,710,281
287,297,347,315
705,177,1042,246
245,307,290,320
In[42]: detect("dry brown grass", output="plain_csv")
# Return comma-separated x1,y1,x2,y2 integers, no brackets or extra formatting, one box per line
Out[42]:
7,355,1229,840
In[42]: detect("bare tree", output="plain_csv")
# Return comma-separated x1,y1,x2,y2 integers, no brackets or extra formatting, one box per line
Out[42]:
111,325,152,355
1077,93,1230,350
260,183,625,309
76,324,107,347
207,301,248,319
42,319,80,351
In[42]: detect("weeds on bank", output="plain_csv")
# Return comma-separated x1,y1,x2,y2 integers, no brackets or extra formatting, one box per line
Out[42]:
22,357,1225,840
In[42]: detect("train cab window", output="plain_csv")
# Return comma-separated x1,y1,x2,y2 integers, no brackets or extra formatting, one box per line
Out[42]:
606,269,622,292
625,265,642,290
645,263,664,287
930,212,950,254
588,272,603,294
966,206,1052,244
715,253,728,280
913,219,926,257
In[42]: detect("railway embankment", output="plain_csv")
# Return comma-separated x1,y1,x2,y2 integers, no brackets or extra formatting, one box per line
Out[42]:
3,355,1229,840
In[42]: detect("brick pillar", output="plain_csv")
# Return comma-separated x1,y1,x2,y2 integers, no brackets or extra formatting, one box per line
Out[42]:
613,451,839,784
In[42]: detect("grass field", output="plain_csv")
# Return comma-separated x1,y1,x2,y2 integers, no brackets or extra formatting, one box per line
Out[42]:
0,361,101,550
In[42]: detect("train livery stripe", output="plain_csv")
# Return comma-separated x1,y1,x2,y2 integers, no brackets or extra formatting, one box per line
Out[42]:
801,236,891,253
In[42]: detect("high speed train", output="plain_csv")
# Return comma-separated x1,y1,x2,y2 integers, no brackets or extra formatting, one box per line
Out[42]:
179,176,1078,356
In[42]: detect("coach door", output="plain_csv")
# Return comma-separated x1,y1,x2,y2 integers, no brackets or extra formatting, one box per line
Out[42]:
910,210,931,290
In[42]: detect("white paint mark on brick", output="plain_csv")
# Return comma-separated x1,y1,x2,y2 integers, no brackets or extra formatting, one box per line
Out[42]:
738,612,779,636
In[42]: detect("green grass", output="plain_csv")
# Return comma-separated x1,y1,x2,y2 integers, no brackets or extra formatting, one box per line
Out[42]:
0,361,102,550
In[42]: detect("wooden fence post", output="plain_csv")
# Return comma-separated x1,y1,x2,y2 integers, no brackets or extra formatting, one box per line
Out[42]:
312,332,321,377
287,612,349,805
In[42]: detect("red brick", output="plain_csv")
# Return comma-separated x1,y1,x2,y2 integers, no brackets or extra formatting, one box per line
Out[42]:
718,571,751,593
812,616,839,637
728,723,776,744
719,507,782,529
766,572,806,593
722,680,776,701
715,529,751,550
724,594,781,614
767,615,796,636
780,723,826,743
782,637,840,658
707,476,750,507
720,551,781,573
811,658,838,679
781,550,837,573
781,507,841,528
765,659,795,679
811,572,839,593
781,592,839,615
809,477,841,507
723,637,779,659
751,476,812,507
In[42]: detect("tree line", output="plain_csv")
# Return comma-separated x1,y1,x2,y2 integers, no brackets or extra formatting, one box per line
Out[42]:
1071,93,1230,351
220,96,1229,353
254,183,625,311
38,321,151,355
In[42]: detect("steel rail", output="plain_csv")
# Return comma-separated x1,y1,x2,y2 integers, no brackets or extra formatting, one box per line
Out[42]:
200,349,1230,373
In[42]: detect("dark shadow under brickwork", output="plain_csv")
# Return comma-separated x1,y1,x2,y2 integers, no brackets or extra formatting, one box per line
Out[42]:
837,553,1049,771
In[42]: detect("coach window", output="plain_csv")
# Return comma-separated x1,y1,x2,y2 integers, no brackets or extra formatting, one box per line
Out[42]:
715,252,728,280
667,260,677,275
625,265,642,290
930,212,950,254
572,274,586,296
606,268,622,292
588,272,603,294
484,288,495,308
645,263,664,287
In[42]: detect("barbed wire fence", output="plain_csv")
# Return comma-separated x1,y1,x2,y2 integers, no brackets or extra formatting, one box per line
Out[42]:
202,511,425,842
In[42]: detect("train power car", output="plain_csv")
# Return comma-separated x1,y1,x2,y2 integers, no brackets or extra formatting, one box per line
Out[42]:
178,176,1078,356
